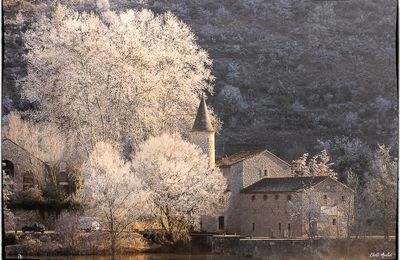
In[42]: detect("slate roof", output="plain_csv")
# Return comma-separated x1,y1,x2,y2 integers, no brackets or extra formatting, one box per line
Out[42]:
191,95,214,132
241,176,329,193
216,149,291,168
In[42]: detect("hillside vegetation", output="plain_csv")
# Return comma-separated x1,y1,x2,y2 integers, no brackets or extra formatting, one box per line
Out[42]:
3,0,397,160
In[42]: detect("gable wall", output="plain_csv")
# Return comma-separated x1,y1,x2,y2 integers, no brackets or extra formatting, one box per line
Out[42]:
2,140,47,191
242,152,291,188
222,163,244,233
302,179,355,238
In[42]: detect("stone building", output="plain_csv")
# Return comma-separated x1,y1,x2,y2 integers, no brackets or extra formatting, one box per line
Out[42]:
202,150,292,234
240,176,355,238
2,138,71,193
2,138,48,191
190,97,355,238
191,98,291,234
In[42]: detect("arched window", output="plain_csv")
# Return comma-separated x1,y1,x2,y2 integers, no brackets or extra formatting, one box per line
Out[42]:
2,160,14,178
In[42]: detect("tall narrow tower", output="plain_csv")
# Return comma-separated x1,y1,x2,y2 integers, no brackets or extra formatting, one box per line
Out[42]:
190,95,215,168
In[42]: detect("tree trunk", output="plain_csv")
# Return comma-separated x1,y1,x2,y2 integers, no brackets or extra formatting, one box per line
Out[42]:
110,210,116,257
111,234,116,258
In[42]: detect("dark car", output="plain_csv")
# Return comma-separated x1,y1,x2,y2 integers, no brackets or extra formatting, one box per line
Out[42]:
22,223,45,233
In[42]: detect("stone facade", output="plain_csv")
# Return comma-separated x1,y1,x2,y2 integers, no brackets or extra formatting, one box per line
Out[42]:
240,191,302,237
2,138,47,192
240,177,355,238
202,150,292,234
241,152,291,188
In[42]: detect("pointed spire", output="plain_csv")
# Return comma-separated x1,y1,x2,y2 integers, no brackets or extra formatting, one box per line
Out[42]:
191,94,214,132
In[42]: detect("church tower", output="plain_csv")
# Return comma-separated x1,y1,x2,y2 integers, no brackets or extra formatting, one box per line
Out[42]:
190,95,215,168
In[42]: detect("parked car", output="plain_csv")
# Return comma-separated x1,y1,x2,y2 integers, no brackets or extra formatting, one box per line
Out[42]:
78,217,101,232
22,223,45,233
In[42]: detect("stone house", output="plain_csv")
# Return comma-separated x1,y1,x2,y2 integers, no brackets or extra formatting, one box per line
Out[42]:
240,176,355,238
2,138,71,193
2,138,48,191
190,97,291,234
190,97,355,238
203,150,292,234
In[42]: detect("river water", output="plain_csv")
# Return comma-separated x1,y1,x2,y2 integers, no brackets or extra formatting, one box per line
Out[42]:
33,254,260,260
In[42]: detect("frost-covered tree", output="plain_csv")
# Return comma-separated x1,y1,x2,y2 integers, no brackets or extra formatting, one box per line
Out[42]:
291,153,309,177
309,150,336,178
133,133,226,243
291,150,336,178
83,142,148,255
364,144,397,240
319,137,374,182
21,5,218,154
2,111,66,162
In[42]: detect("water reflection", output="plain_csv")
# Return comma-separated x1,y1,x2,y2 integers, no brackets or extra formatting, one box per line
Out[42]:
36,254,252,260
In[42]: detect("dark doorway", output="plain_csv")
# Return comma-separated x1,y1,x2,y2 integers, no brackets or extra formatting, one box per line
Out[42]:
218,216,225,230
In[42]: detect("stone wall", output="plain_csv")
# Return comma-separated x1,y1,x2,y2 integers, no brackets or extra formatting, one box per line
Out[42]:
201,163,243,233
242,151,291,188
212,236,309,257
223,162,243,233
303,178,355,238
2,139,47,192
240,192,303,237
212,236,397,259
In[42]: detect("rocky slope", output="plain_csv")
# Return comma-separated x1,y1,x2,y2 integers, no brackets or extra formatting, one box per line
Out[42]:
2,0,397,160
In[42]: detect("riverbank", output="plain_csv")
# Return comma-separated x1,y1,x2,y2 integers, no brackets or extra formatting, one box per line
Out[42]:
5,231,150,257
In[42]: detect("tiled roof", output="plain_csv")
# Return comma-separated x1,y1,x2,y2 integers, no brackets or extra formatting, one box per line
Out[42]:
191,95,214,132
216,149,266,167
241,176,329,193
216,149,290,168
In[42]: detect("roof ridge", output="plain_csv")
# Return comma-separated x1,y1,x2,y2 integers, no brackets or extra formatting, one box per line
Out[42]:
263,149,291,166
2,138,47,165
217,149,291,168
